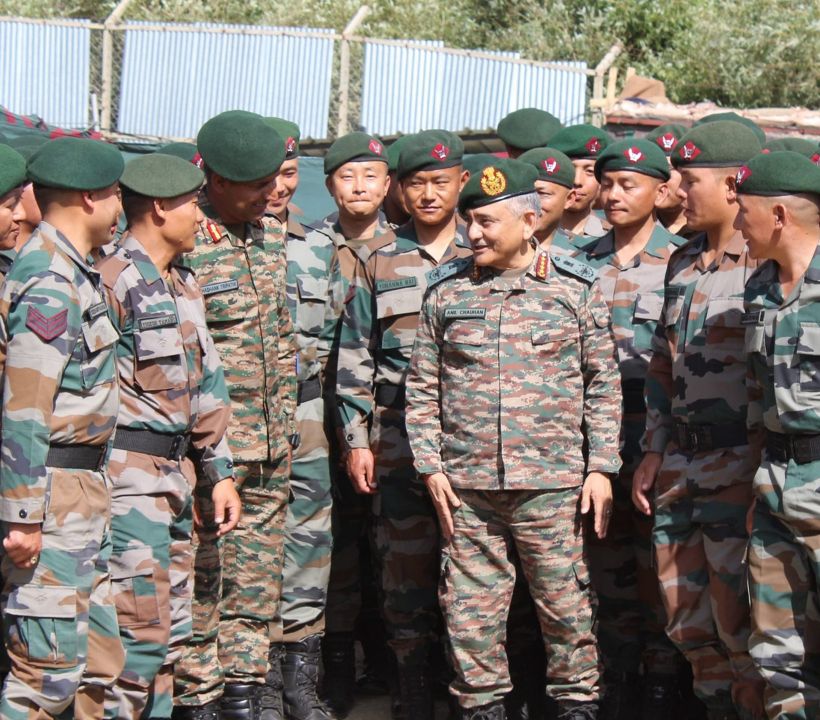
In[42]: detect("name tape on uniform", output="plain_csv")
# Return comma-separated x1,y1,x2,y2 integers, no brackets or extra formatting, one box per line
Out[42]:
84,302,108,322
376,277,418,293
138,312,177,330
741,310,764,325
201,279,240,296
444,308,487,319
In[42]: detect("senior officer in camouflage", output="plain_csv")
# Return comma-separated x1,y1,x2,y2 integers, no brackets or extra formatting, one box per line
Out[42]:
406,158,621,720
577,139,685,718
0,144,27,277
335,129,472,719
260,117,338,720
738,152,820,720
0,137,125,719
632,122,766,720
173,111,297,720
97,154,241,720
495,108,562,158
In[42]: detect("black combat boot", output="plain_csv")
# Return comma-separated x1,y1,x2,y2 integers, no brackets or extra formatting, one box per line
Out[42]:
462,700,507,719
258,643,285,720
599,672,641,720
171,703,223,720
639,673,678,720
220,684,262,720
396,663,434,720
320,633,356,718
282,635,338,720
552,700,599,720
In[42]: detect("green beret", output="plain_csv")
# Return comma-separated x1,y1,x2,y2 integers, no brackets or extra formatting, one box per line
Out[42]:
0,145,27,197
386,134,415,173
324,132,387,175
594,139,671,182
264,117,300,159
28,137,124,190
763,137,820,161
397,129,464,179
120,153,204,199
645,123,687,156
671,121,762,168
496,108,562,151
458,158,537,214
694,111,766,144
157,141,202,166
6,133,50,162
463,153,500,177
548,124,612,159
197,110,285,182
734,151,820,198
518,147,575,188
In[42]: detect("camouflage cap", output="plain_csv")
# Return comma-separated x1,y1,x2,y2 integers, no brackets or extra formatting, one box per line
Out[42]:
694,111,766,144
157,141,202,166
671,121,762,168
734,151,820,198
120,153,205,198
0,144,27,197
645,123,688,156
397,129,465,179
458,158,538,214
594,138,671,182
324,131,387,175
548,124,612,159
496,108,563,151
28,137,124,190
518,147,575,188
264,117,300,159
386,134,415,173
463,153,501,177
763,137,820,162
197,110,285,182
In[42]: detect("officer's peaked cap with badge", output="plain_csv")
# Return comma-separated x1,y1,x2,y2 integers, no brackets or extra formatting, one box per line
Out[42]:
324,131,387,175
157,141,202,166
397,129,464,180
518,147,575,188
120,153,205,199
645,123,687,156
548,124,612,160
197,110,285,182
387,134,416,173
458,158,538,214
734,151,820,198
594,138,671,182
0,144,27,197
694,111,766,144
28,137,124,190
264,117,301,159
496,108,563,151
671,121,762,168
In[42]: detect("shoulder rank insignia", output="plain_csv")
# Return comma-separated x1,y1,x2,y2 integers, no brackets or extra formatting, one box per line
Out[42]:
26,305,68,342
535,253,549,280
426,257,470,288
205,220,224,244
551,254,596,284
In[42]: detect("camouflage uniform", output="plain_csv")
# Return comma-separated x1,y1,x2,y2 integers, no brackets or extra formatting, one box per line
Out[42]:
174,195,296,704
745,246,820,719
581,226,683,678
98,233,234,719
0,222,124,718
405,250,622,709
334,222,471,667
546,226,584,257
644,232,765,718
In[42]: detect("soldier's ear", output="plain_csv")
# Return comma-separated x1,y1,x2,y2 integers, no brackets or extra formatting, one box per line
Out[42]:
654,181,670,209
772,202,787,230
153,198,166,221
459,169,469,191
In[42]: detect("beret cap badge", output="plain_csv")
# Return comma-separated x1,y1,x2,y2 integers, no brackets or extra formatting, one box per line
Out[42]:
368,139,383,155
585,137,601,154
735,166,752,186
542,158,560,174
480,166,507,196
624,147,644,163
679,141,702,161
657,133,677,150
431,143,450,161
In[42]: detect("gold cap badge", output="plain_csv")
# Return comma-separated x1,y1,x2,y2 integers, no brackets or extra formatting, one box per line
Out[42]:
480,166,507,197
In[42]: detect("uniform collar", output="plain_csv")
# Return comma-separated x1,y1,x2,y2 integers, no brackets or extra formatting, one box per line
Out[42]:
38,221,98,276
121,232,184,288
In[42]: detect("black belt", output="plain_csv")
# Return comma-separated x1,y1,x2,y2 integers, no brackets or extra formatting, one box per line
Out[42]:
622,379,646,415
113,428,191,460
46,444,107,471
297,376,322,405
674,421,748,452
767,431,820,464
375,383,405,410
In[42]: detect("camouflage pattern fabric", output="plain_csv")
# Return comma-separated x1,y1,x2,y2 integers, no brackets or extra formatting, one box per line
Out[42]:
547,226,584,257
745,246,820,719
0,222,123,718
644,231,765,718
97,233,234,718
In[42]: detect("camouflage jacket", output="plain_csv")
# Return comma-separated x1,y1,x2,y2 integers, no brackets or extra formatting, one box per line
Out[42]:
0,249,15,279
335,221,472,450
98,233,234,493
406,250,622,489
182,194,296,464
544,226,584,258
643,232,758,454
745,242,820,435
0,222,119,523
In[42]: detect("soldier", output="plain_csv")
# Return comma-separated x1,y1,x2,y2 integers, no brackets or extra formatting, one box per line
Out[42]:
335,128,471,719
0,144,26,274
576,139,685,718
173,110,297,720
0,137,125,718
406,158,621,720
549,124,613,239
632,122,766,720
645,125,693,238
97,153,241,719
384,135,413,227
3,136,45,252
738,151,820,720
496,108,562,158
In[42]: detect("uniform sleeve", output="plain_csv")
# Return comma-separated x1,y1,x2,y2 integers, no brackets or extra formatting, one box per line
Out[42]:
276,254,298,439
0,273,82,523
405,288,444,475
579,282,623,475
642,305,674,454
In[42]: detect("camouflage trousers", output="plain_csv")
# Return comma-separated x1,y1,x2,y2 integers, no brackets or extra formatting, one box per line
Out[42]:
1,468,124,719
174,457,289,706
748,457,820,720
270,395,333,644
653,445,765,719
441,487,599,710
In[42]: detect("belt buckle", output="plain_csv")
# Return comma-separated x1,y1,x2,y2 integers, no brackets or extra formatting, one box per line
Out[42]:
168,434,190,460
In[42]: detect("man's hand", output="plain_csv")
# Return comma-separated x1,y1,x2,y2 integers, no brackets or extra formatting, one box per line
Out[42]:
632,451,663,516
211,479,242,537
346,448,377,495
3,522,43,569
581,472,613,539
423,472,461,541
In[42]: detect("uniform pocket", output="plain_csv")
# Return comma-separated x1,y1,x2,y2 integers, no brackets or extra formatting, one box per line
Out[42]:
798,322,820,394
376,288,423,350
134,327,185,392
444,320,486,347
703,297,746,359
109,547,161,627
80,314,118,389
531,321,576,352
295,274,330,332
